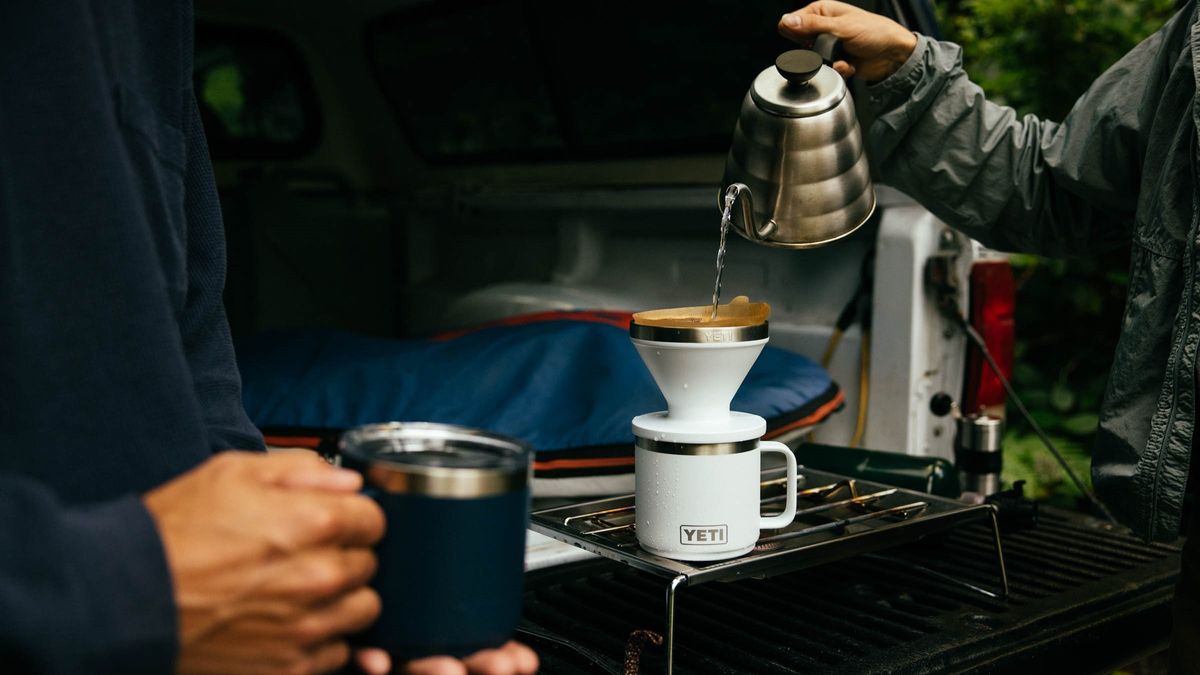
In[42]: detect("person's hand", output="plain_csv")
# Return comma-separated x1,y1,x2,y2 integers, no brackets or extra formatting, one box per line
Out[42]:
143,451,387,675
779,1,918,82
396,641,539,675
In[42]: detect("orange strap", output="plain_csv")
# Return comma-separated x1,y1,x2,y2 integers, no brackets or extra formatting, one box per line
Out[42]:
533,456,636,471
763,389,846,439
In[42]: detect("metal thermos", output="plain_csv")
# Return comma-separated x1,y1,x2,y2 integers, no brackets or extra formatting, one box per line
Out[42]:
722,48,876,248
955,414,1004,496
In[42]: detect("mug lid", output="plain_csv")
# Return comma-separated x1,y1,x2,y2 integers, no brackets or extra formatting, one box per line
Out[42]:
339,422,531,498
751,50,846,118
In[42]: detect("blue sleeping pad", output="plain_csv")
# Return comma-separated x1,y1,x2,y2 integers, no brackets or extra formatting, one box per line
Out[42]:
237,316,838,456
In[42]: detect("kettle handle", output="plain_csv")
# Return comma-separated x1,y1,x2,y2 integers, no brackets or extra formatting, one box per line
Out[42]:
813,33,846,65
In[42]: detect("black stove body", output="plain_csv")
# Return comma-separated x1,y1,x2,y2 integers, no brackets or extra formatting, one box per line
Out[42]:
519,508,1180,674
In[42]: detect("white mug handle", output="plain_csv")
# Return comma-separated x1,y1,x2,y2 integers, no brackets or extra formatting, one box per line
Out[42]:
758,440,797,529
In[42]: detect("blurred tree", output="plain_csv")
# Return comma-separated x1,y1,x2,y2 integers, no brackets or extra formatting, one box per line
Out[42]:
940,0,1178,119
935,0,1178,507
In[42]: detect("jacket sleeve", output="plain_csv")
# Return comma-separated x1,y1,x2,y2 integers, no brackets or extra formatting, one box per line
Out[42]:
180,95,266,453
0,475,177,673
862,10,1186,256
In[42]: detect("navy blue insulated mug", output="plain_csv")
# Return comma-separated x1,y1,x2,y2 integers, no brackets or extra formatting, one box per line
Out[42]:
338,423,532,661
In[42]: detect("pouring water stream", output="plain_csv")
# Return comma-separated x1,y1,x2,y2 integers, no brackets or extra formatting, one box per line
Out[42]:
710,184,744,321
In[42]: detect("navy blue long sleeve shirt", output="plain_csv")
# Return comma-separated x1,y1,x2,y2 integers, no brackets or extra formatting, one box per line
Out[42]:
1,2,264,671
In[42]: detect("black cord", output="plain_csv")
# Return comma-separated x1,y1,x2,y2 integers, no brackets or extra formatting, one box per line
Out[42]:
957,317,1118,524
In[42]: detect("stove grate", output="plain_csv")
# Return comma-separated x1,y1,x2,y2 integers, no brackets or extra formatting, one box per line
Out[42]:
521,509,1180,674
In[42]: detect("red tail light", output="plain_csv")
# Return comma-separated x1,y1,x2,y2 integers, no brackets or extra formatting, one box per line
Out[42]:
963,259,1015,415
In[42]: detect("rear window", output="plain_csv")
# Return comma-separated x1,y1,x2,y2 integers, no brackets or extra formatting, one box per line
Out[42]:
368,1,805,163
195,25,322,159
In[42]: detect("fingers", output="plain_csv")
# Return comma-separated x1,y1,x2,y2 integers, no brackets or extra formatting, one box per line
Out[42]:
306,640,353,674
309,492,387,547
272,492,386,551
355,648,392,675
778,7,844,40
174,589,377,674
404,656,467,675
461,641,538,675
210,452,385,552
243,586,382,646
250,450,365,493
809,0,857,15
253,548,379,604
832,61,856,78
292,587,382,646
176,635,351,675
790,0,856,19
498,641,538,675
402,641,538,675
461,648,512,675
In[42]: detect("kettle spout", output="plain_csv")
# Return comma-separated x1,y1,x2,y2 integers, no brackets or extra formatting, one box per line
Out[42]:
724,184,777,242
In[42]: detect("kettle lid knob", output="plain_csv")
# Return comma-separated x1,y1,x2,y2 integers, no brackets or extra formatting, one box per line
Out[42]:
775,50,823,85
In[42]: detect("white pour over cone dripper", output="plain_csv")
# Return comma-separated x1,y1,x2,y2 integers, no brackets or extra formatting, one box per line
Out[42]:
631,324,768,423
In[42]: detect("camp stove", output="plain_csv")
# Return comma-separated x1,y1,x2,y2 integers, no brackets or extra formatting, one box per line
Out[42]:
530,466,1007,674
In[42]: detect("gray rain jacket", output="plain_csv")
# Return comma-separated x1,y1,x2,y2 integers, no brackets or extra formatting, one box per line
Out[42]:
865,3,1198,541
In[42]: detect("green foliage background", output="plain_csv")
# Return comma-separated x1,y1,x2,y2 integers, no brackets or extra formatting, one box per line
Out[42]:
935,0,1178,507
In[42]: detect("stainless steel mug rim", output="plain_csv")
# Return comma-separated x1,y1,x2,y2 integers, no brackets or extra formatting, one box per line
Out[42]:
339,422,532,499
628,321,768,343
635,437,760,456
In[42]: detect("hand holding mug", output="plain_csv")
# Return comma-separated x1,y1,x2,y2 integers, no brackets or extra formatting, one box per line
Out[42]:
144,451,385,675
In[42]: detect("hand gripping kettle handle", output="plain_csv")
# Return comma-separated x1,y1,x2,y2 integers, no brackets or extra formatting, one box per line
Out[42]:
758,440,797,529
813,33,846,65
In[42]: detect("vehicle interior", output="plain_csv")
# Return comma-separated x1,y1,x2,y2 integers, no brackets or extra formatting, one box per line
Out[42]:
195,0,963,454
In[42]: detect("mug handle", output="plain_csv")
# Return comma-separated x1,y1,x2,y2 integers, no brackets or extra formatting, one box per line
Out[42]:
758,440,797,529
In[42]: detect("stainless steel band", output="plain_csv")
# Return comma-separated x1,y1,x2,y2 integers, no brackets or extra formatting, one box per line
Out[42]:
362,463,530,499
340,422,531,499
956,415,1004,453
629,321,768,344
635,437,759,456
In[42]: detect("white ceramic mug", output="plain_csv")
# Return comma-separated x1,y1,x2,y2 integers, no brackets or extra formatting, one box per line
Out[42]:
634,436,797,561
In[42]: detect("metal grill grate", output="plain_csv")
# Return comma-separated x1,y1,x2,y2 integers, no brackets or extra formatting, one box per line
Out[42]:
521,509,1180,674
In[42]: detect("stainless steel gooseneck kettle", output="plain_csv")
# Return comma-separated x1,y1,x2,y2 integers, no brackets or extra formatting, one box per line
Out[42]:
722,49,875,249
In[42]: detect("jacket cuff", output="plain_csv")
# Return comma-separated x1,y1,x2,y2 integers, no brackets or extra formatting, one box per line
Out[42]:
864,33,932,111
61,495,178,673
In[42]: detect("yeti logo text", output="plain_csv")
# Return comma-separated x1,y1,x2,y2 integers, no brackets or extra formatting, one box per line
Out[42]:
680,525,728,545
